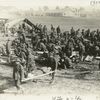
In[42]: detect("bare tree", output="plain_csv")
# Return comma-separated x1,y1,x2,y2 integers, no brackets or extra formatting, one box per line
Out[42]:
64,6,69,10
43,6,49,11
56,6,60,10
38,7,42,11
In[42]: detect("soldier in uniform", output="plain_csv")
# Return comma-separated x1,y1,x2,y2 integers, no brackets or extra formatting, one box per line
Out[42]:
13,58,24,89
56,26,61,37
70,27,75,37
6,39,12,56
27,52,36,73
18,30,26,43
59,53,72,69
43,25,47,36
47,44,59,82
6,39,12,63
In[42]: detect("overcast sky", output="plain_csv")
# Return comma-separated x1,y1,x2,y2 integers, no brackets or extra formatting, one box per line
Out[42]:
0,0,97,10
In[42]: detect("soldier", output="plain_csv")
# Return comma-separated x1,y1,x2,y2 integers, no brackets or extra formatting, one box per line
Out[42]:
22,23,26,30
31,31,37,49
62,53,72,69
27,52,36,73
6,39,12,63
70,27,75,37
47,47,58,82
18,31,26,43
78,41,85,61
51,24,54,32
43,25,47,36
39,42,47,51
81,29,85,36
13,58,24,89
6,39,12,56
56,26,61,37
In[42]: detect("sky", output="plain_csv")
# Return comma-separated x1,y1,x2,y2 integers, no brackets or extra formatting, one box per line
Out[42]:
0,0,97,10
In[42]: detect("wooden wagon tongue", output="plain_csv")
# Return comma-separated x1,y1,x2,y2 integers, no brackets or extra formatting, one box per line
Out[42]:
22,71,55,82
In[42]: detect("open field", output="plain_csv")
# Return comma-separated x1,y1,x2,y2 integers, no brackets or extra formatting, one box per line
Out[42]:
0,17,100,98
28,16,100,31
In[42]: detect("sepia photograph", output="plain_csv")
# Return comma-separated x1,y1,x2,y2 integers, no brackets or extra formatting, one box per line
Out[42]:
0,0,100,100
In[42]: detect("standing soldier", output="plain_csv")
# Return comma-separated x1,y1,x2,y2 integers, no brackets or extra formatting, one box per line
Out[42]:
13,58,24,89
81,29,85,36
6,39,12,56
56,26,61,37
70,27,75,37
27,52,36,73
6,39,12,63
22,23,26,30
51,24,55,35
51,24,54,31
31,31,36,49
43,25,47,36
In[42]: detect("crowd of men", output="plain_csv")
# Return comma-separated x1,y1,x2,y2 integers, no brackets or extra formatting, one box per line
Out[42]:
31,24,100,59
5,22,100,89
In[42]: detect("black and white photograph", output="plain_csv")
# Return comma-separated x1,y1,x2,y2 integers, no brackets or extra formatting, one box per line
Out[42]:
0,0,100,100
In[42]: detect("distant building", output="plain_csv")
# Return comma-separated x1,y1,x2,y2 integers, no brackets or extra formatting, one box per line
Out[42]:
34,11,45,16
62,10,76,17
44,9,76,17
45,10,63,17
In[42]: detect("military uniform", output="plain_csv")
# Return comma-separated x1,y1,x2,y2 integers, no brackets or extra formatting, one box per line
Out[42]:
27,53,36,73
13,59,24,89
6,39,12,56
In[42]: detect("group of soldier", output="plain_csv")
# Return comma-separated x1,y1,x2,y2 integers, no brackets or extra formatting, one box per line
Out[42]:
31,24,100,60
5,22,100,89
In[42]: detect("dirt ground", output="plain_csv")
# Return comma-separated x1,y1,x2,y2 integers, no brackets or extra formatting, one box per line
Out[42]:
0,60,100,98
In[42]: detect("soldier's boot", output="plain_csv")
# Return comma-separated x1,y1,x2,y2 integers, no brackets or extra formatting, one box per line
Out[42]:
15,80,20,90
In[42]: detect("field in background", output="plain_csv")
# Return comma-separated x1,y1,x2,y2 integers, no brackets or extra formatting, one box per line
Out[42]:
27,16,100,32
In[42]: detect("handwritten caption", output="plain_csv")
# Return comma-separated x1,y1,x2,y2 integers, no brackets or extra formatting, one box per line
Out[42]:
90,0,100,6
52,96,82,100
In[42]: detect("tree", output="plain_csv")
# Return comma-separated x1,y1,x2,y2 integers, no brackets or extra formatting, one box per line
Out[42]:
64,6,69,10
38,7,42,11
43,6,49,11
56,6,60,10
